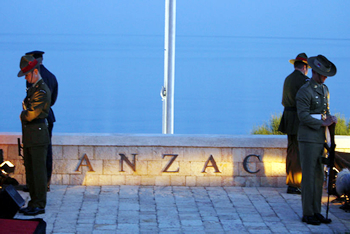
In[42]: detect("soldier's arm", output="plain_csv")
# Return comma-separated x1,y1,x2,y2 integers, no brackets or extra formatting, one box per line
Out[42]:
296,88,323,130
21,90,51,122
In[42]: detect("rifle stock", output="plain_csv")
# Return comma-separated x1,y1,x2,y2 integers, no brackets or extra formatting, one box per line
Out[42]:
326,123,336,219
17,138,23,158
327,123,336,194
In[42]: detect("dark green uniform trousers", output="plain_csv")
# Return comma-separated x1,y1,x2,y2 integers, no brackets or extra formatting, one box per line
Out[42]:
286,134,302,188
299,141,324,216
24,145,48,208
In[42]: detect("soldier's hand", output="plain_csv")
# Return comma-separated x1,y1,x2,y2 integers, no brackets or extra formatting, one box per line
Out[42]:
322,117,334,127
22,101,27,110
331,115,338,124
322,116,333,126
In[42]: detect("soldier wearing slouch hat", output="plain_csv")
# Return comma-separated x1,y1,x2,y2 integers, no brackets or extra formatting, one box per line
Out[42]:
25,50,58,192
279,53,310,194
17,55,51,216
296,54,337,225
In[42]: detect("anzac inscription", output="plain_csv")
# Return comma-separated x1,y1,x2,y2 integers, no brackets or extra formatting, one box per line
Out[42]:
75,153,261,174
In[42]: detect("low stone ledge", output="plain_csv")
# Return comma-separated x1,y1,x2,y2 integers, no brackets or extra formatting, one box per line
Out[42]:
1,132,288,148
2,133,350,148
1,133,349,187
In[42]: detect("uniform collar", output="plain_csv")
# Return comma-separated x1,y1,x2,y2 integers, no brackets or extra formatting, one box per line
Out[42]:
309,78,326,96
295,69,304,75
32,77,42,88
26,78,43,93
310,77,323,89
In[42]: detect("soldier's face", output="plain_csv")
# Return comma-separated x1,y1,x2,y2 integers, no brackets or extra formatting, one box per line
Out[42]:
317,73,327,84
303,65,308,76
25,69,39,84
25,71,34,83
312,70,327,84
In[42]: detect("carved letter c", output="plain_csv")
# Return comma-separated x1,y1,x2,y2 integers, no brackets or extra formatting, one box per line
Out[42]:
243,154,261,174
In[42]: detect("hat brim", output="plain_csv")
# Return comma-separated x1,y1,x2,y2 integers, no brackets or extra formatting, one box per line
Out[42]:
17,70,29,77
308,57,337,77
289,59,311,69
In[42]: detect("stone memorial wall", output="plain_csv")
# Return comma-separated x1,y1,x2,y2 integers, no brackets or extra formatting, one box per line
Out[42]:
1,133,349,187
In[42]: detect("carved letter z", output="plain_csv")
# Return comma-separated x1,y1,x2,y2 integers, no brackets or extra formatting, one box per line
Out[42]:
162,154,179,173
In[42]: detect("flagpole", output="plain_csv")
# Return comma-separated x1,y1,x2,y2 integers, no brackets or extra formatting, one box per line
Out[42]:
162,0,176,134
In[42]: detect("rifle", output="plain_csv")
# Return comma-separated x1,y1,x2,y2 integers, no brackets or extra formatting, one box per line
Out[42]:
17,138,23,160
324,122,336,219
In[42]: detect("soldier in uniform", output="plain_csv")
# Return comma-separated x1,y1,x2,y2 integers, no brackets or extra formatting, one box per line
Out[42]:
25,50,58,191
17,55,51,216
296,54,337,225
278,53,310,194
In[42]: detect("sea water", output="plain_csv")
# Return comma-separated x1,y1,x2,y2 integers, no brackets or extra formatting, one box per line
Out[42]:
1,35,349,135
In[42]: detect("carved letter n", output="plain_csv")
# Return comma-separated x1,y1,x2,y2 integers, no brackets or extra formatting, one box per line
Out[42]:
119,154,137,172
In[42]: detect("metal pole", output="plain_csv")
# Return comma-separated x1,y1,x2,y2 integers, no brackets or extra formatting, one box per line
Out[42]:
162,0,176,134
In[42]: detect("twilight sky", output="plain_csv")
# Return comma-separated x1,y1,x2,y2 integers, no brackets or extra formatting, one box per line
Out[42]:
1,1,350,134
1,1,349,39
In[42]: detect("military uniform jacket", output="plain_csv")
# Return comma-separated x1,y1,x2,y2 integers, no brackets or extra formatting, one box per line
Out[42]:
21,79,51,147
26,64,58,124
278,70,309,134
296,78,330,143
40,64,58,124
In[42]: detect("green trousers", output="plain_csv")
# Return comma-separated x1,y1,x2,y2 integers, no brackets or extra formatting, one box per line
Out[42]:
299,141,324,216
286,134,302,188
24,145,48,208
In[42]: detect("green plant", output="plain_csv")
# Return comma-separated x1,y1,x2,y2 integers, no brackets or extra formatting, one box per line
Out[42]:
251,112,350,135
251,113,284,135
334,113,349,135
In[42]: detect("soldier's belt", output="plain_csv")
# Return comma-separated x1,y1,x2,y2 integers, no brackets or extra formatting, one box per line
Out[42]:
284,107,297,111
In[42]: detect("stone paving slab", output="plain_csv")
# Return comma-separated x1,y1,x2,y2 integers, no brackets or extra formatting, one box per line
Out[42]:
10,185,350,233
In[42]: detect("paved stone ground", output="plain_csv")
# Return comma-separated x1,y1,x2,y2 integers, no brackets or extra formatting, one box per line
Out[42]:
13,185,350,233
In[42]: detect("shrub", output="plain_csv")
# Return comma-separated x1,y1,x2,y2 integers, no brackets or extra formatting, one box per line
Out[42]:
334,113,349,135
251,113,284,135
252,112,350,135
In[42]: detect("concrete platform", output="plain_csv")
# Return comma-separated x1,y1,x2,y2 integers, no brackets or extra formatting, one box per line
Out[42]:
12,185,350,233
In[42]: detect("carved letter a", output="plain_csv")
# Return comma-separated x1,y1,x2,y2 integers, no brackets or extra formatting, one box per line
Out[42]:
75,154,94,172
202,155,221,173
